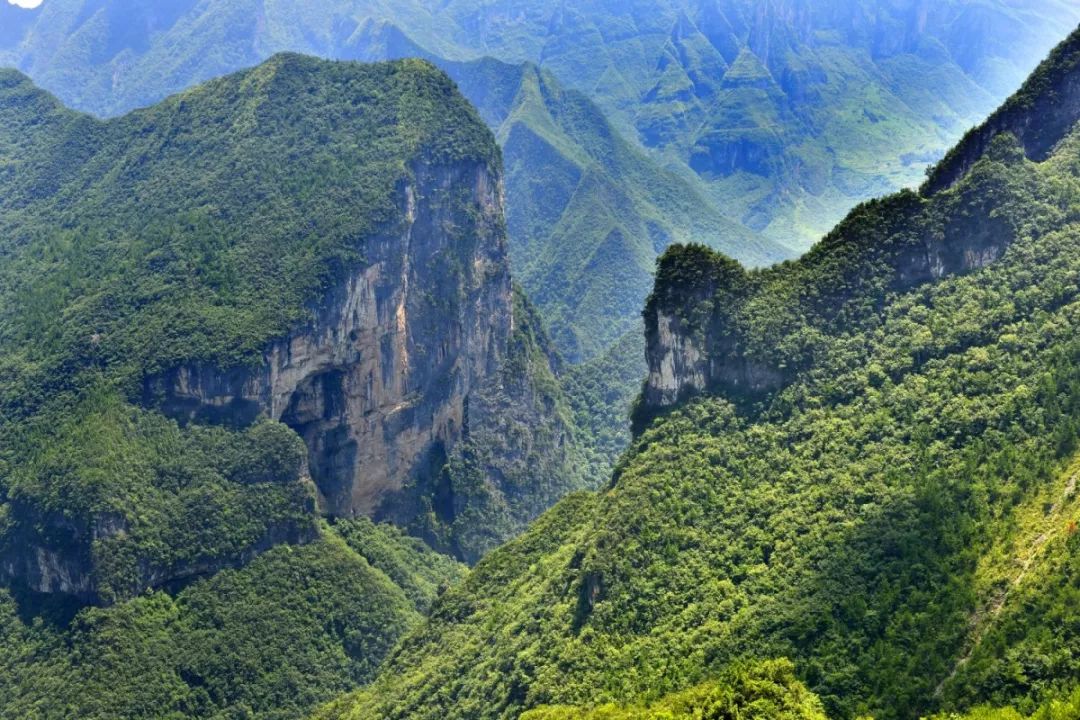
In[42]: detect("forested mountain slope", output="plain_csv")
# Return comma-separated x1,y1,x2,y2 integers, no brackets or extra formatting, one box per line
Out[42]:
0,0,791,365
3,0,1077,252
5,1,1077,364
323,27,1080,720
0,519,464,719
0,55,589,717
439,57,784,360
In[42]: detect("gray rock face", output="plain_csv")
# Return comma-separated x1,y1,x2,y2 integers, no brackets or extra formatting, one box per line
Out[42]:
642,272,783,414
144,159,511,519
644,307,788,409
640,213,1016,419
0,507,318,604
0,512,103,599
640,117,1033,422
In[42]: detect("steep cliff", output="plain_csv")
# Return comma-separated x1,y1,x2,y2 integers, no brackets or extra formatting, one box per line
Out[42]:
0,54,581,605
639,26,1080,423
924,27,1080,194
142,158,511,521
327,27,1080,720
396,287,589,563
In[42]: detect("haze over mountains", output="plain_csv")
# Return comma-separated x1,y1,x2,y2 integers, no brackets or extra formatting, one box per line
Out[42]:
3,0,1079,361
330,25,1080,720
2,4,1080,720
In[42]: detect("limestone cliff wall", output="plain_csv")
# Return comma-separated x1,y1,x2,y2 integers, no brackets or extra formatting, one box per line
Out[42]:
144,159,511,519
638,27,1080,422
0,158,513,602
639,214,1018,423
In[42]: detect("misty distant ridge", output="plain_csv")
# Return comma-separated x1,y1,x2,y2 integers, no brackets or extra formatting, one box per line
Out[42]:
2,6,1080,720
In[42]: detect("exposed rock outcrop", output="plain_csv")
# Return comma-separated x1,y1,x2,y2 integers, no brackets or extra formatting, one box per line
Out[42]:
639,244,774,417
0,509,317,605
638,28,1080,425
144,159,512,520
639,186,1019,425
398,287,588,564
924,25,1080,194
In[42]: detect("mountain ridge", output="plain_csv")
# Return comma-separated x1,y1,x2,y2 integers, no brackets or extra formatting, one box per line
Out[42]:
4,0,1077,361
640,21,1080,420
320,25,1080,720
0,53,589,597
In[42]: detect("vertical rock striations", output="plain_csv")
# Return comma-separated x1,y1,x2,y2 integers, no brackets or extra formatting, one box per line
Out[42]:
144,159,513,521
639,26,1080,427
0,55,586,604
924,27,1080,195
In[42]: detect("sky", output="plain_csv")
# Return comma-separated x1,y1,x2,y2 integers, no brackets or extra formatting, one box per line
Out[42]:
8,0,44,8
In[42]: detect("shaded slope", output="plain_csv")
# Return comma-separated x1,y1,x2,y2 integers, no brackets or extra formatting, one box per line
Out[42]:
327,29,1080,720
444,59,783,359
0,520,464,720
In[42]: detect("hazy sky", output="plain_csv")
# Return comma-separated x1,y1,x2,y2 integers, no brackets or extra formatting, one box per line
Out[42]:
8,0,44,8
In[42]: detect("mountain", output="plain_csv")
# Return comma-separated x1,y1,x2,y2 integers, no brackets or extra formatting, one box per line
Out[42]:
0,55,591,717
0,0,793,364
3,0,1077,254
5,2,1076,363
322,26,1080,720
4,6,1080,720
1,518,464,719
385,0,1080,249
437,57,785,360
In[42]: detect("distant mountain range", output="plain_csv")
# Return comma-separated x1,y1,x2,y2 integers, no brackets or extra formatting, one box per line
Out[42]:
2,5,1080,720
3,0,1077,361
332,24,1080,720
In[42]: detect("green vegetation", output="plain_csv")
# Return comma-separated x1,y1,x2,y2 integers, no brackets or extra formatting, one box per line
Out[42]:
411,287,594,563
0,521,463,720
5,0,1076,255
441,58,784,361
930,688,1080,720
0,56,482,719
519,659,828,720
563,329,648,481
938,462,1080,713
4,392,316,604
331,518,464,614
325,32,1080,720
0,54,496,601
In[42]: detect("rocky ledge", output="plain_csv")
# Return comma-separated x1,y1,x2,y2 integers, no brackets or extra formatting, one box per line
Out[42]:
144,159,511,520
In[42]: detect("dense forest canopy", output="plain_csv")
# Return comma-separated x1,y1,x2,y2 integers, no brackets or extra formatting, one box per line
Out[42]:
323,24,1080,720
2,5,1080,720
